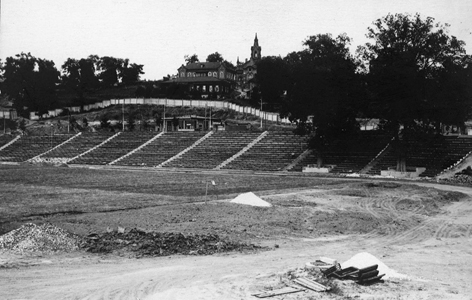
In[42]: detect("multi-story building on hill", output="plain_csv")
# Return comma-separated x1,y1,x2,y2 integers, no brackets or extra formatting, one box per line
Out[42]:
164,34,262,99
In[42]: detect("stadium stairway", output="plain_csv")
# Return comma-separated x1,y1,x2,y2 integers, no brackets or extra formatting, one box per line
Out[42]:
284,149,313,171
0,135,20,151
214,131,268,170
0,134,74,163
109,132,165,165
359,141,392,174
68,132,121,164
28,132,82,163
222,131,307,171
164,131,261,169
156,131,214,168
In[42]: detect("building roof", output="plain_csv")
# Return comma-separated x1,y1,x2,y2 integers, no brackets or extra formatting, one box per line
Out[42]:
181,62,223,70
167,77,230,84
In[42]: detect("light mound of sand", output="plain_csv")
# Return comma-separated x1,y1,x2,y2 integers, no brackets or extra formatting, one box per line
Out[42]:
230,192,272,207
341,252,409,280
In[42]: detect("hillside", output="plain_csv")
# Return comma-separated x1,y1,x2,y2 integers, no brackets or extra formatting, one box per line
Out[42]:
16,104,294,135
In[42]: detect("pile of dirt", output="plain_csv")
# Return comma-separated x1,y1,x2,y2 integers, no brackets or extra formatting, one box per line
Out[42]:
0,223,80,253
440,174,472,185
80,228,265,257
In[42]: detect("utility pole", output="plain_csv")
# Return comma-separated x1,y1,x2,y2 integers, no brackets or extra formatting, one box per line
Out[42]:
163,98,167,132
122,101,125,131
50,124,53,149
259,99,267,129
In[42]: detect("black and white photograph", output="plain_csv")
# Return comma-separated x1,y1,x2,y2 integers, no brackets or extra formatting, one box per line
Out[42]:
0,0,471,299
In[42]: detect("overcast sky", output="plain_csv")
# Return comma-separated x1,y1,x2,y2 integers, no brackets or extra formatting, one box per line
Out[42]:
1,0,471,81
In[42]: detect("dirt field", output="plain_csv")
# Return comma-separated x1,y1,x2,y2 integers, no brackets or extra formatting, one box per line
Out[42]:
1,165,472,299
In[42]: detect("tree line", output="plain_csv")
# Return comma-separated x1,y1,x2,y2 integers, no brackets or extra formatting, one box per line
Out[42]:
251,13,471,171
0,54,144,116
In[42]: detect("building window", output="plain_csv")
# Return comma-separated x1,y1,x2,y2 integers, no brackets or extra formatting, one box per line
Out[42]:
209,85,213,92
213,72,217,77
208,72,212,76
215,85,219,92
220,71,224,78
180,72,185,77
202,85,206,92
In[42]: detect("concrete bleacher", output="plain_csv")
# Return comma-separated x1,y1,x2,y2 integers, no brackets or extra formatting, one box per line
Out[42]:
70,132,157,165
3,130,472,177
0,135,15,148
0,134,74,162
42,132,115,161
367,136,472,177
164,131,261,169
223,131,307,171
292,132,391,173
116,131,207,167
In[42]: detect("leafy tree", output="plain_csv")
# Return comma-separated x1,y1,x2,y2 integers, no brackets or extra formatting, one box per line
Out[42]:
100,115,110,128
254,56,289,110
97,56,121,87
206,52,224,63
281,34,361,167
61,56,100,102
119,59,144,85
184,54,199,64
361,13,470,171
0,53,60,116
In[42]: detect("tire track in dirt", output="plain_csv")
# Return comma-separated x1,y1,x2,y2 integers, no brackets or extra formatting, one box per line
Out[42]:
353,188,472,247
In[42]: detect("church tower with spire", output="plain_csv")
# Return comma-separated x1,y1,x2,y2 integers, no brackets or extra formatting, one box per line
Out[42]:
250,33,261,61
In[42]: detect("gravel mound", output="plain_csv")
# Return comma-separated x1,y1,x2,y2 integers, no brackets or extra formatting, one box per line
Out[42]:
80,228,264,257
0,223,80,253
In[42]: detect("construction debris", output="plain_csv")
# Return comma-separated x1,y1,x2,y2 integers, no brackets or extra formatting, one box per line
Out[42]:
252,286,304,298
0,223,80,253
293,277,331,292
341,252,408,280
80,228,264,257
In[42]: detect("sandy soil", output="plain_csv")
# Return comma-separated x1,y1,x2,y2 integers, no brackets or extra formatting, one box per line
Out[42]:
1,180,472,300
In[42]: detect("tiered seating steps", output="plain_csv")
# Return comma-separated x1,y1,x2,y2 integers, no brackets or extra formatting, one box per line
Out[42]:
71,132,156,165
293,132,391,173
368,136,472,177
0,134,74,162
223,131,307,171
117,131,207,167
42,132,116,162
165,131,261,169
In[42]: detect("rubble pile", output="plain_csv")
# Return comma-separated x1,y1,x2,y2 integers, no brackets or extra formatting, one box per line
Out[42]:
80,228,264,257
0,223,80,253
440,174,472,185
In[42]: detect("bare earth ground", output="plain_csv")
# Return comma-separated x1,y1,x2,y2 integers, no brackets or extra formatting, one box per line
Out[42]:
1,165,472,299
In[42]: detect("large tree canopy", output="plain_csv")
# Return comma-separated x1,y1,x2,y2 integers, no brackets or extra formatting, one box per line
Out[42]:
279,34,362,165
252,56,289,111
0,52,60,116
361,13,471,170
206,52,224,63
61,55,100,101
184,54,199,64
